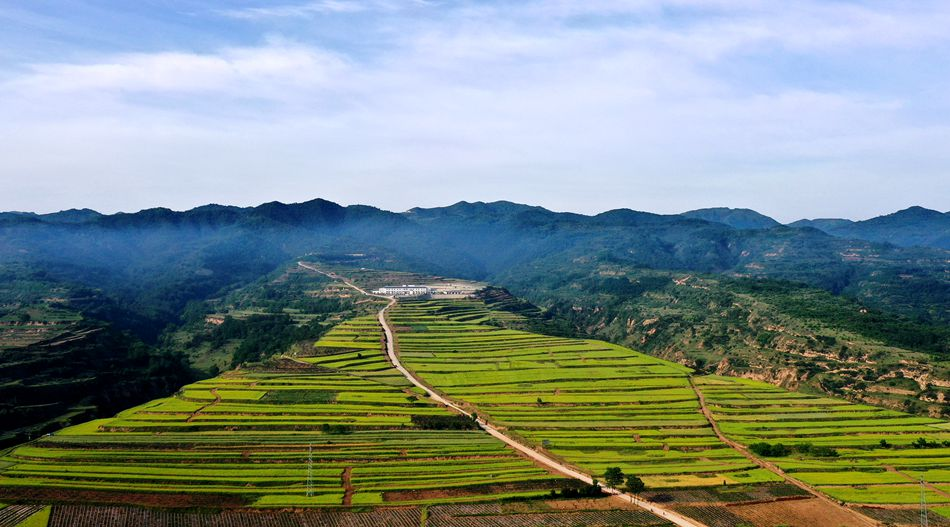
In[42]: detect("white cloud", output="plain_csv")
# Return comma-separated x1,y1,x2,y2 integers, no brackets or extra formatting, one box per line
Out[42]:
1,1,949,219
7,45,347,96
221,1,367,19
219,0,430,19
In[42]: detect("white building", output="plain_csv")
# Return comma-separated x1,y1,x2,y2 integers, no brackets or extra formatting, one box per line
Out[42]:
372,285,431,297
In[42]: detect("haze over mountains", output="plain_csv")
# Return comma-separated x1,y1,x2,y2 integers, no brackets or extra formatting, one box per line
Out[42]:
1,198,946,344
4,201,947,248
2,197,948,446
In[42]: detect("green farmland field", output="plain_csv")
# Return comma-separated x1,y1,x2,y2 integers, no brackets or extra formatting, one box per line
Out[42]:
390,298,950,512
3,288,949,522
695,375,950,505
0,315,566,508
389,299,776,489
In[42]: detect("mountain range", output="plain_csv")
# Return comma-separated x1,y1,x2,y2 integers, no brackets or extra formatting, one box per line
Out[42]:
2,199,947,331
2,198,948,443
5,201,947,248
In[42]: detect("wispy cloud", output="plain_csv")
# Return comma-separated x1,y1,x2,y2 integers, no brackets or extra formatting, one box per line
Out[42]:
1,1,949,219
7,45,347,97
219,0,430,20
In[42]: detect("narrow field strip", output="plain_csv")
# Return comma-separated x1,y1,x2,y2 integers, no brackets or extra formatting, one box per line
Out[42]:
694,375,950,508
390,300,763,490
0,314,569,508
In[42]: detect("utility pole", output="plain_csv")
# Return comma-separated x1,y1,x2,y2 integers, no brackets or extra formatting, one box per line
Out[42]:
920,476,928,527
306,443,314,498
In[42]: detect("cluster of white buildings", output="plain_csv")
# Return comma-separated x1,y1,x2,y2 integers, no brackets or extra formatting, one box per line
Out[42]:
371,284,478,298
372,285,431,297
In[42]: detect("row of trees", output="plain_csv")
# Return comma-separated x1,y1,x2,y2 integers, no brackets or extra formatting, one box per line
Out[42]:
603,467,645,495
749,442,839,458
409,414,479,430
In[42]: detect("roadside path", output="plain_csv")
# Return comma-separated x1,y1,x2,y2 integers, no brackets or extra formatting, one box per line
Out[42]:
297,262,708,527
688,378,879,527
885,465,950,499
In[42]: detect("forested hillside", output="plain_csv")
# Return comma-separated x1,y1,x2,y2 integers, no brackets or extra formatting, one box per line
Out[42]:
1,198,947,432
494,264,949,417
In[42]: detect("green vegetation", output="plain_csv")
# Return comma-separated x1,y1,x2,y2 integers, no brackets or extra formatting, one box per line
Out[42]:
2,260,949,523
14,506,50,527
695,375,950,505
502,264,949,417
0,315,566,507
0,262,367,446
625,474,646,495
390,299,776,489
387,297,950,512
603,467,625,487
0,324,195,448
192,314,328,367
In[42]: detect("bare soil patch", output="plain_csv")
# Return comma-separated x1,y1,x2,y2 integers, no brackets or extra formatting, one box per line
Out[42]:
729,497,872,527
0,487,247,509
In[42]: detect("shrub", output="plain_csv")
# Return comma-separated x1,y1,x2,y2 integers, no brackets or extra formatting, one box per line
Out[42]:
625,475,646,495
604,467,625,487
749,442,790,457
410,414,478,430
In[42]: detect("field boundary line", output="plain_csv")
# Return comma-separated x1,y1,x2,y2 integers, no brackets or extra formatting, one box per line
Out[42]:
298,262,709,527
185,388,220,423
884,465,950,499
688,377,881,527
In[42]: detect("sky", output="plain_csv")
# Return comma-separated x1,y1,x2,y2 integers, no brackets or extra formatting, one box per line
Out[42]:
0,1,948,222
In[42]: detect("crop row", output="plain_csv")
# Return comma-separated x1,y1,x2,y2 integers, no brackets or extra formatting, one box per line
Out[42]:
695,375,950,505
390,300,772,489
0,315,564,507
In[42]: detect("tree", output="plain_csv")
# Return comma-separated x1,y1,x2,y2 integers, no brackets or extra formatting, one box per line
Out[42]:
604,466,625,488
625,475,646,495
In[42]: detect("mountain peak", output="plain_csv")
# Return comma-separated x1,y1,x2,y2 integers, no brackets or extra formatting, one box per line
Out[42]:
680,207,780,230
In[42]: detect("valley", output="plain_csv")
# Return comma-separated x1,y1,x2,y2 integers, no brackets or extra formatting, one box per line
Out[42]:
5,1,949,524
1,264,947,526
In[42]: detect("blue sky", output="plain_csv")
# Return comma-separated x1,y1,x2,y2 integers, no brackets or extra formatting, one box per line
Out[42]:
1,1,948,221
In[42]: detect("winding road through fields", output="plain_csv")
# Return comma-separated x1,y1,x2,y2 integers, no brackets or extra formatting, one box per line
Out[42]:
688,378,879,527
298,262,707,527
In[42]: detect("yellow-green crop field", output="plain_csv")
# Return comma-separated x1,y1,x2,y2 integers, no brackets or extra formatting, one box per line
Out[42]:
695,376,950,505
390,300,778,489
391,299,950,512
0,315,566,508
3,293,949,522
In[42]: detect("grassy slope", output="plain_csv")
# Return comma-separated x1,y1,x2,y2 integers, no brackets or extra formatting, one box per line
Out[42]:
390,299,776,489
0,313,566,508
696,375,950,505
501,264,949,418
390,298,950,510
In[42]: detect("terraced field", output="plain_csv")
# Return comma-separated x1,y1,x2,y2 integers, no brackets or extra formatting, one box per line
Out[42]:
695,376,950,507
389,300,778,489
4,278,950,526
389,298,950,524
0,315,568,509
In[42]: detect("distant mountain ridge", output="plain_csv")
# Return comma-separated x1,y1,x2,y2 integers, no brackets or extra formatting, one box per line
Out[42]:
2,198,947,331
681,207,781,230
9,201,945,249
789,206,950,250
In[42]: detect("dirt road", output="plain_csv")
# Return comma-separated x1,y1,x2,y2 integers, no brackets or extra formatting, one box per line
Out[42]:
688,378,879,527
297,262,708,527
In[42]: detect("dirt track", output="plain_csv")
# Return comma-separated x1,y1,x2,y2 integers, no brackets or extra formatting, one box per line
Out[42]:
688,377,879,527
297,262,709,527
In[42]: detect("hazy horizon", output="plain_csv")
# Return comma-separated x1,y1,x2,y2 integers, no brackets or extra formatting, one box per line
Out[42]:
4,196,945,224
